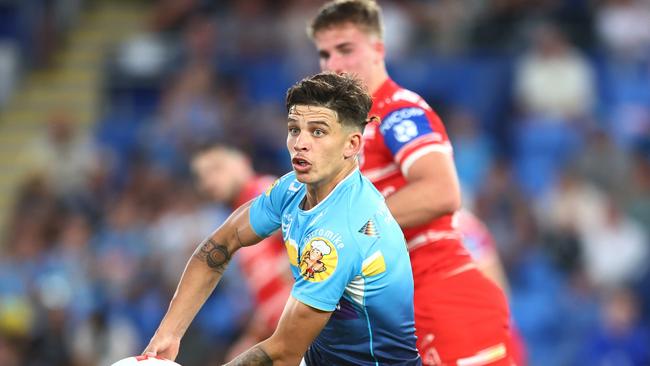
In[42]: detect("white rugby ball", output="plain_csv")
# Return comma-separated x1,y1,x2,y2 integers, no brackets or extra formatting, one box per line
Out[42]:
111,355,181,366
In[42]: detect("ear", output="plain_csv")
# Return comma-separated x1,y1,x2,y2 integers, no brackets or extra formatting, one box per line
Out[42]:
343,131,363,159
372,39,385,62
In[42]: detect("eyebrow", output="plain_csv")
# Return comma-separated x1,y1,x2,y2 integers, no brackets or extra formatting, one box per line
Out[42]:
318,42,353,56
307,120,330,128
335,42,353,50
286,118,331,128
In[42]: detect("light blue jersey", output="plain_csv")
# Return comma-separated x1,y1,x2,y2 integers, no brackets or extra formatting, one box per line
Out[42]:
250,169,421,366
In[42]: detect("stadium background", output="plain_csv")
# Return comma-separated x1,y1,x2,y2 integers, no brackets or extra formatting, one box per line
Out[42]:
0,0,649,365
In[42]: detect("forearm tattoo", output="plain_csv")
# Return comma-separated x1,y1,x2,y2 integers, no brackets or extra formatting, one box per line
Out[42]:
193,238,231,274
224,345,273,366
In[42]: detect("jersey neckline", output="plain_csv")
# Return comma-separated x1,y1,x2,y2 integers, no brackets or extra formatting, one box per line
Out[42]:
297,168,360,215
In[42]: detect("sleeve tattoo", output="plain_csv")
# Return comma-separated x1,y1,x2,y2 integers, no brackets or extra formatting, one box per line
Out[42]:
225,345,273,366
193,238,231,274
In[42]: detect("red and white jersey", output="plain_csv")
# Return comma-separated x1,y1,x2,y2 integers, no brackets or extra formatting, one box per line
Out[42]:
361,79,465,255
234,175,291,330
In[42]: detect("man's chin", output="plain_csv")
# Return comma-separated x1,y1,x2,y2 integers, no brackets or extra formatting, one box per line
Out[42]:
294,173,312,184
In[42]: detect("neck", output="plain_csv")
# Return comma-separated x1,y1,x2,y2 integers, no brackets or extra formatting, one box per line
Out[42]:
367,67,389,96
303,163,357,210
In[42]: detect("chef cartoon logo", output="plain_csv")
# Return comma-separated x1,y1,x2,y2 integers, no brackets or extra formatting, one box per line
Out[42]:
299,238,338,282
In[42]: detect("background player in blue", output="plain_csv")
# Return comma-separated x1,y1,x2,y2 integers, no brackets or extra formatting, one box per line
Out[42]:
143,72,421,366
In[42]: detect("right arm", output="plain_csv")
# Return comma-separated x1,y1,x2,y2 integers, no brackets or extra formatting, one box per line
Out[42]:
144,200,263,360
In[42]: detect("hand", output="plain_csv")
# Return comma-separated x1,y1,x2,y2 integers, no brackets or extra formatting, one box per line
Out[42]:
143,331,181,361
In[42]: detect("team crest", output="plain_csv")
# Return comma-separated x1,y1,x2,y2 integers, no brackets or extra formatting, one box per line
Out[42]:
359,220,379,236
299,238,338,282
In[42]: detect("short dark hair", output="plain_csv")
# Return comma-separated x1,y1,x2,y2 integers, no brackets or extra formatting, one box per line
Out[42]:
286,72,373,132
308,0,383,39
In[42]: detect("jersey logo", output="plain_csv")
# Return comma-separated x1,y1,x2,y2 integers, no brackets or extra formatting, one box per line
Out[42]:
358,220,379,237
393,119,418,142
299,237,338,282
281,213,293,240
265,179,279,196
288,181,301,192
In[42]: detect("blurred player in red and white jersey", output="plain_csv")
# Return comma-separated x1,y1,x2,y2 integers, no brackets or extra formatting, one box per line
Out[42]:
457,209,510,291
309,1,516,364
458,209,528,366
191,145,292,357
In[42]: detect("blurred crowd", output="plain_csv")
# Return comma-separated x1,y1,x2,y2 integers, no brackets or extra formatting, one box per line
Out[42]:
1,0,650,365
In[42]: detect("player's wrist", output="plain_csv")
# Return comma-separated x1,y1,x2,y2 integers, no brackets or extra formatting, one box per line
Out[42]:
155,322,186,340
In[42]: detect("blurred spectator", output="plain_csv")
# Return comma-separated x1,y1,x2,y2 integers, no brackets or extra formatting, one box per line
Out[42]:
514,22,596,121
473,160,528,258
24,112,99,199
0,336,20,366
0,42,18,106
145,65,224,171
582,287,650,365
576,127,631,200
535,168,606,274
70,310,140,366
378,1,414,60
149,0,200,33
596,0,650,63
447,108,495,199
146,182,224,286
624,148,650,236
419,0,484,55
581,198,648,289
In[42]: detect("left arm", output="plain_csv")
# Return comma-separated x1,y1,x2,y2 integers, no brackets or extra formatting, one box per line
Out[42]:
385,152,461,228
225,296,332,366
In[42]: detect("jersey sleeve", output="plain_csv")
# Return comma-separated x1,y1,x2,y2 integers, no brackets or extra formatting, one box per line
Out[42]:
379,106,452,174
291,235,361,312
249,175,292,238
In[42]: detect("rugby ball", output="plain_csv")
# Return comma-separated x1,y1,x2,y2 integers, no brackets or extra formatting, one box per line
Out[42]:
110,355,181,366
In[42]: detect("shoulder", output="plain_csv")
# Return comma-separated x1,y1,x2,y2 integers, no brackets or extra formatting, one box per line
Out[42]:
340,174,390,240
261,171,304,209
376,83,433,115
265,171,302,195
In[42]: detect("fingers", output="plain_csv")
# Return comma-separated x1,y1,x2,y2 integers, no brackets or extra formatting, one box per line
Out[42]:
143,334,180,361
143,340,162,357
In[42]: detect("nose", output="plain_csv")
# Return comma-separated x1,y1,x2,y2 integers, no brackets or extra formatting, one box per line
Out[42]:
292,133,309,152
324,54,344,74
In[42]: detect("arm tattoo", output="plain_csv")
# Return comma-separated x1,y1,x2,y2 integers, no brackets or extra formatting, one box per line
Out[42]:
225,345,273,366
193,238,231,274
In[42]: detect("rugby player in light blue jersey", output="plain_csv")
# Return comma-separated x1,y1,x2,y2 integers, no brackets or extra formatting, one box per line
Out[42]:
143,72,421,366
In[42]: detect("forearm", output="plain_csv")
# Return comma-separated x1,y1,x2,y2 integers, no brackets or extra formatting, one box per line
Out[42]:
385,180,459,228
225,345,274,366
156,236,236,338
225,297,331,366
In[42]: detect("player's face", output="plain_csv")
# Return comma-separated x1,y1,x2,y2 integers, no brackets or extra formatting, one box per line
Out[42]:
313,23,383,88
192,150,240,203
287,105,359,185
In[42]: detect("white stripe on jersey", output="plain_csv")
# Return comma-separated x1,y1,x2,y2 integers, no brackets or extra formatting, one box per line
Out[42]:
406,229,462,251
401,144,453,177
363,163,400,182
394,134,449,162
344,275,366,305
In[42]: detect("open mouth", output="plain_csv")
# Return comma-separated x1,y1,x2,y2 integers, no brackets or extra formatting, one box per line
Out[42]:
292,157,311,171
